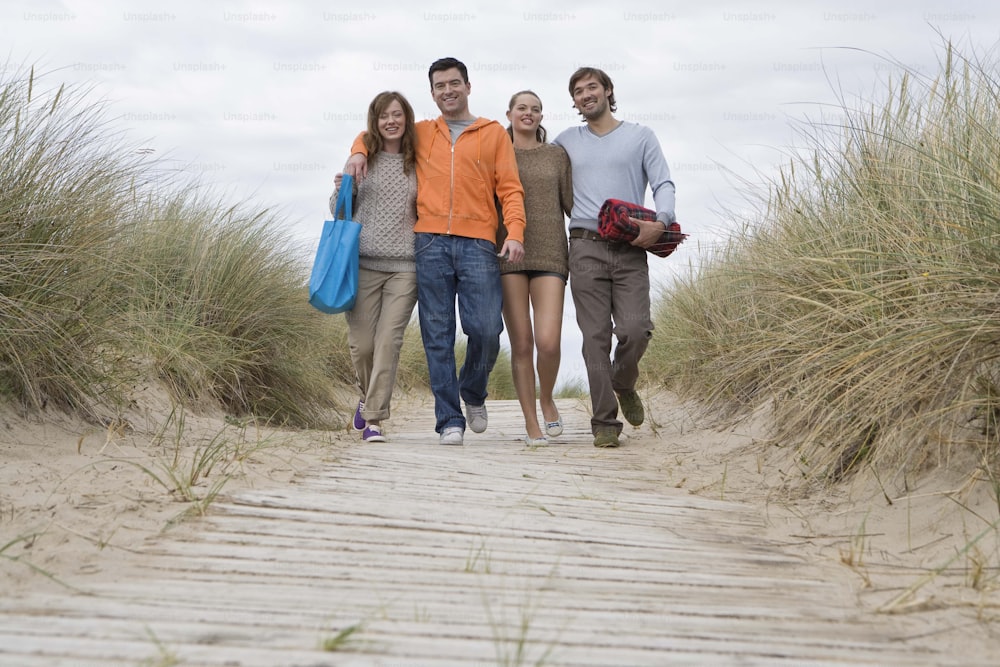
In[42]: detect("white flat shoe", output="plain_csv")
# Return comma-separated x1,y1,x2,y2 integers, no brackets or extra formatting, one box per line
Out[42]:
524,435,549,447
544,416,563,437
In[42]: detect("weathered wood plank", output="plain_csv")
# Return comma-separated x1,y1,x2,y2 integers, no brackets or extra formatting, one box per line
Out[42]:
0,596,946,666
0,399,991,666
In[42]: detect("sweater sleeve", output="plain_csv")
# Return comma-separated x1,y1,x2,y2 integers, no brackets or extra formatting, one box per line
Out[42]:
642,128,676,223
558,148,573,218
493,130,526,243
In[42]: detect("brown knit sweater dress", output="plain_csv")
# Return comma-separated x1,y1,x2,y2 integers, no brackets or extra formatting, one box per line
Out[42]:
497,143,573,278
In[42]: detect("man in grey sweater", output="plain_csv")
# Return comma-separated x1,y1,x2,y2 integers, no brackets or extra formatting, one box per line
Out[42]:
553,67,676,448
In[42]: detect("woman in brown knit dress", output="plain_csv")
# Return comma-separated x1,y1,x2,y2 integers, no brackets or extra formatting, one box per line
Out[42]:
497,91,573,445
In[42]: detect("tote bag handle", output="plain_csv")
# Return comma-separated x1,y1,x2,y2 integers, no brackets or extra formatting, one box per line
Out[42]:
333,174,353,221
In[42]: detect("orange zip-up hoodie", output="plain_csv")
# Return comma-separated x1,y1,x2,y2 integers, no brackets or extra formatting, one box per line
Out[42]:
350,116,526,244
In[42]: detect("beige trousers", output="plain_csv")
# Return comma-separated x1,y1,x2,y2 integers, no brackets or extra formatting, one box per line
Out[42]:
345,267,418,422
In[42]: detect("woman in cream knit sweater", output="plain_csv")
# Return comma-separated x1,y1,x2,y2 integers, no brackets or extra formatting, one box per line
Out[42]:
330,91,418,443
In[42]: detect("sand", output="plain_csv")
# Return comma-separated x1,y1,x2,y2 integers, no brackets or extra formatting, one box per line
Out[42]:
2,386,998,656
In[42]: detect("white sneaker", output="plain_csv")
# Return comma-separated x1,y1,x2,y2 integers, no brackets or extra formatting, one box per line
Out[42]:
440,426,464,446
465,402,488,433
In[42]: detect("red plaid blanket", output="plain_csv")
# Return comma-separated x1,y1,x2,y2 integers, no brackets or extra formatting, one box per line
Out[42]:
598,199,687,258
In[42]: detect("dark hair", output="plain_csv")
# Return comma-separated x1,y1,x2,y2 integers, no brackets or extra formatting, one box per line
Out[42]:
568,66,617,114
428,57,469,85
362,91,417,175
505,90,547,144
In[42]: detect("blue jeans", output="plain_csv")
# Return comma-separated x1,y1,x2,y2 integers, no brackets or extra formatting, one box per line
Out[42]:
415,233,503,433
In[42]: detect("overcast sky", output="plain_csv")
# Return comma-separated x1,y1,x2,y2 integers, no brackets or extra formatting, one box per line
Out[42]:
3,0,997,386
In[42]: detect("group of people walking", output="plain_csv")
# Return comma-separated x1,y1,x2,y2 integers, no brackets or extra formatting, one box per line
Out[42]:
330,57,677,449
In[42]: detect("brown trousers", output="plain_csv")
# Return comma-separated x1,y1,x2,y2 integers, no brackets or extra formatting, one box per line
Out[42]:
568,238,652,433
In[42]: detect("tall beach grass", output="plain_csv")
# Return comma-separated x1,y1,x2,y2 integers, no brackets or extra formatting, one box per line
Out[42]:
646,42,1000,484
0,66,144,418
0,65,355,427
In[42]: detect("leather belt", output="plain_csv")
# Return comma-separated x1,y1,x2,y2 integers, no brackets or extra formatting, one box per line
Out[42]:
569,228,631,249
569,228,605,242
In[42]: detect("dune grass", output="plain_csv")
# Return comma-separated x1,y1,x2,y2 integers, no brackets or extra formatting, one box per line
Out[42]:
0,66,145,418
645,41,1000,485
0,65,358,428
115,191,353,426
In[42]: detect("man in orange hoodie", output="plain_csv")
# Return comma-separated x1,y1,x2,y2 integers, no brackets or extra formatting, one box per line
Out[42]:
345,57,526,446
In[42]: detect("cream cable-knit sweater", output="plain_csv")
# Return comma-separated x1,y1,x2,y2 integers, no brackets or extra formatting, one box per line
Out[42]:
330,152,417,273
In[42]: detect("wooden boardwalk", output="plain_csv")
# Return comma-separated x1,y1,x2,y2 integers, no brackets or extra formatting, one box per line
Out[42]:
0,399,987,666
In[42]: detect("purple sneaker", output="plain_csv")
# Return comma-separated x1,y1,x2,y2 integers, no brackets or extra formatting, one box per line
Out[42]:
352,400,366,431
362,424,386,443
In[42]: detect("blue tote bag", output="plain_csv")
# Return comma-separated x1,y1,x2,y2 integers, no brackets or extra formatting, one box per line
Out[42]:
309,174,362,314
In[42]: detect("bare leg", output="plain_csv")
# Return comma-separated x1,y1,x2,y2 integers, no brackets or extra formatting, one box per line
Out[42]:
529,275,565,425
501,273,544,439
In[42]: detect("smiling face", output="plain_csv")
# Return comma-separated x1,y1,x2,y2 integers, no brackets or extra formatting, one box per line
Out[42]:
377,99,406,144
571,74,611,121
506,92,543,135
430,67,471,119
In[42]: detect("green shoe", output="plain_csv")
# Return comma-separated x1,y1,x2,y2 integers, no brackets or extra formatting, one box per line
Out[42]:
593,429,621,448
617,390,645,427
